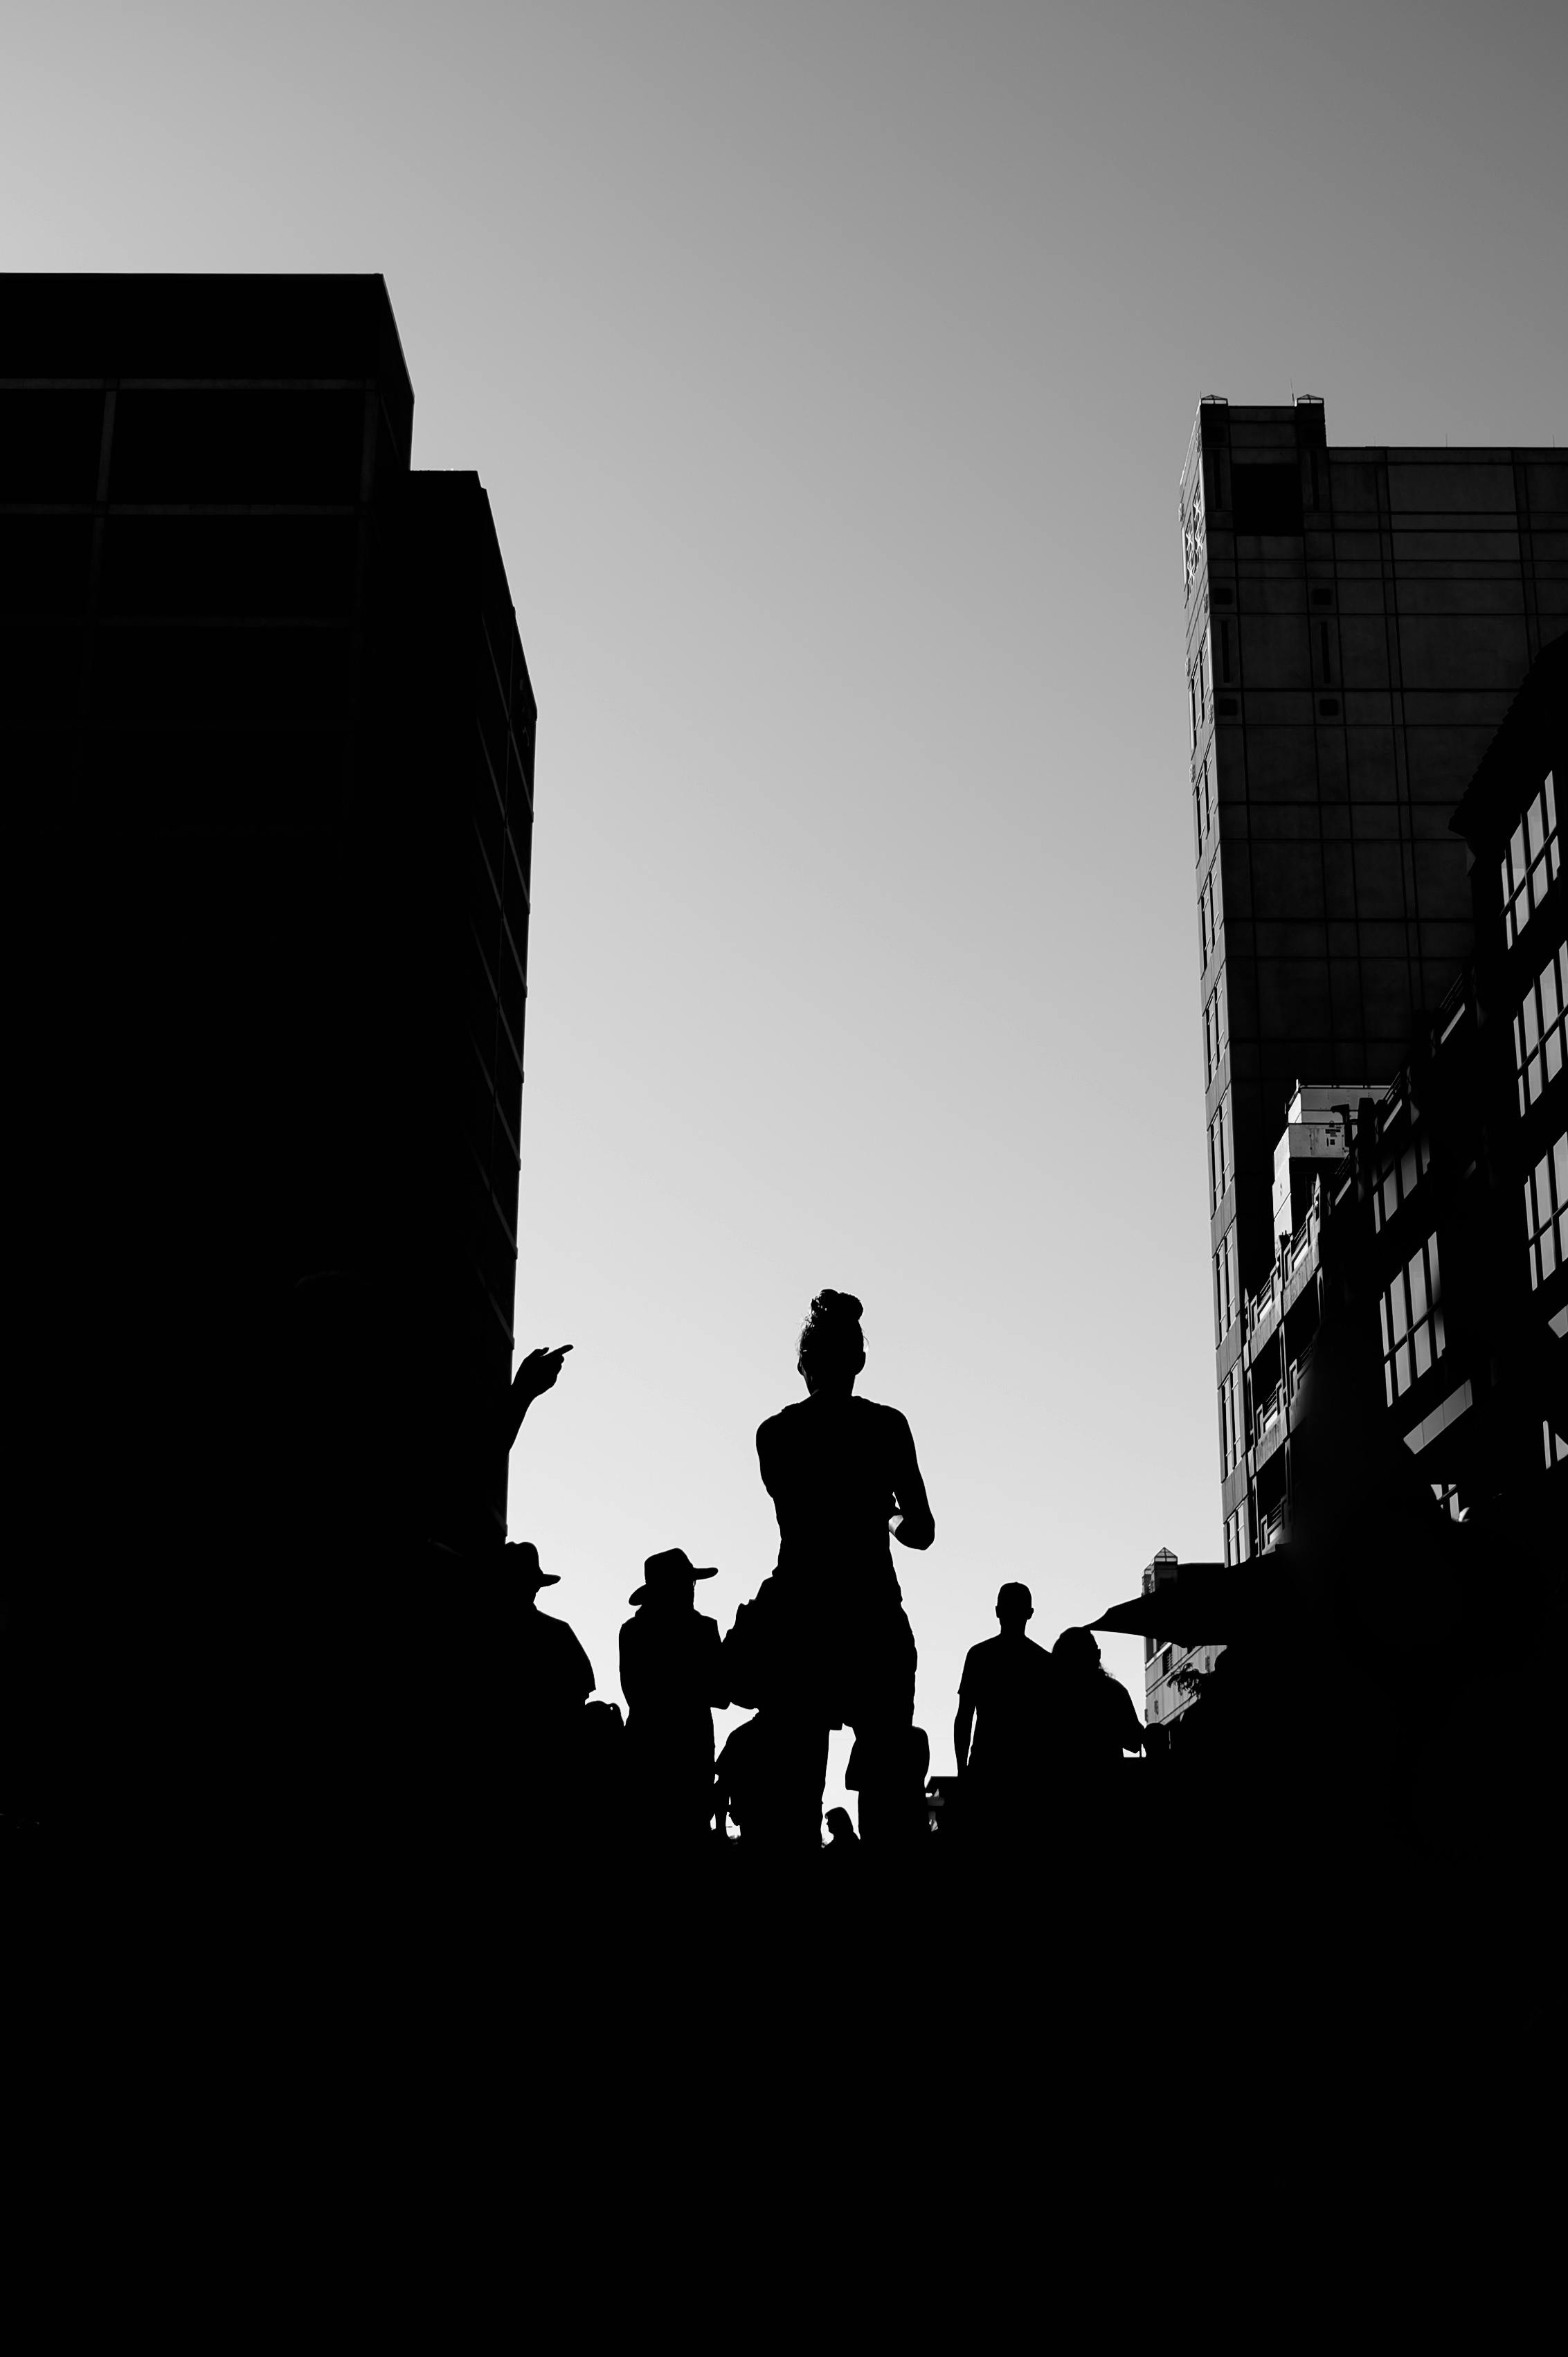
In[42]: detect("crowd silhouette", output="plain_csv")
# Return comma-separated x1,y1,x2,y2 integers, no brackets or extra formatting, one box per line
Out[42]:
492,1277,1558,2133
518,1289,1160,1880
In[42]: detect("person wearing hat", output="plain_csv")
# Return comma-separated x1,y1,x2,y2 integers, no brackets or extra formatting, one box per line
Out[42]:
618,1548,729,1852
954,1583,1057,1846
512,1540,596,1753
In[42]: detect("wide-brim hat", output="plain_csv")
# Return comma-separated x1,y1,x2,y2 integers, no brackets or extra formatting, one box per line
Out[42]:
505,1539,559,1588
628,1545,718,1605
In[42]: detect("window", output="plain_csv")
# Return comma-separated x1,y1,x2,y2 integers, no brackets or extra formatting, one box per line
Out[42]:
1373,1127,1431,1233
1218,1362,1245,1477
1224,1506,1250,1567
1189,640,1214,751
1202,981,1229,1088
1208,1091,1234,1215
1379,1233,1445,1403
1214,1224,1238,1340
1198,861,1221,977
1182,485,1204,601
1524,1131,1567,1290
1502,771,1558,948
1193,756,1212,863
1515,942,1567,1112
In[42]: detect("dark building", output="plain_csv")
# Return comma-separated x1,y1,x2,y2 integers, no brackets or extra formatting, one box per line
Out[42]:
1137,1548,1223,1734
2,277,535,1818
1231,639,1566,1554
1180,400,1568,1558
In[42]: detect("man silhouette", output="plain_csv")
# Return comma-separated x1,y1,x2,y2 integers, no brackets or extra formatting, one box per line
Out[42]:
619,1548,729,1853
513,1541,595,1744
954,1583,1056,1840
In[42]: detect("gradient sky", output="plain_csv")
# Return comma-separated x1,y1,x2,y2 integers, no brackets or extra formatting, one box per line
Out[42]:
6,2,1564,1809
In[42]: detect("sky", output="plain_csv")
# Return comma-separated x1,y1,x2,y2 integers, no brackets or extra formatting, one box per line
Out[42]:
6,1,1564,1811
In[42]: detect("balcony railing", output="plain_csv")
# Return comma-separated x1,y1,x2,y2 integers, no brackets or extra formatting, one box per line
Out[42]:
1247,1271,1281,1339
1254,1381,1286,1446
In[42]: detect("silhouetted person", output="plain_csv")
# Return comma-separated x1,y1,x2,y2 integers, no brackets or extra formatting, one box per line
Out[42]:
503,1541,594,1863
712,1712,806,1858
850,1723,932,1853
619,1548,729,1854
954,1582,1056,1843
1050,1626,1146,1780
824,1806,860,1853
754,1289,935,1843
514,1540,595,1738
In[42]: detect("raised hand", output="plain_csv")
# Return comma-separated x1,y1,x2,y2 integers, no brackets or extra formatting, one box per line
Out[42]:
505,1343,573,1448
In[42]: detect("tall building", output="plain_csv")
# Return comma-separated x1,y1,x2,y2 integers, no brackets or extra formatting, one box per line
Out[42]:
1179,400,1568,1558
1230,638,1566,1557
3,277,536,1816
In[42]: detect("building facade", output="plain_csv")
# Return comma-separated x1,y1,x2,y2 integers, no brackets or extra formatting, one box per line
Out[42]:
1229,640,1566,1554
1179,400,1568,1557
1139,1548,1225,1732
3,277,537,1814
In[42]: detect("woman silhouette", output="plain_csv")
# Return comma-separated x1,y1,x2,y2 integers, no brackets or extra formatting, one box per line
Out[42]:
754,1291,935,1786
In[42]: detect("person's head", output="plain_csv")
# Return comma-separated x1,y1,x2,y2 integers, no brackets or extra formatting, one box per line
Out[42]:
797,1290,865,1397
1053,1626,1102,1676
505,1539,559,1603
824,1807,856,1845
627,1545,718,1610
995,1581,1034,1635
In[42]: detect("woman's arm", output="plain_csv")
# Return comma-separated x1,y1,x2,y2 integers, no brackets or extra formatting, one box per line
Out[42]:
889,1413,935,1550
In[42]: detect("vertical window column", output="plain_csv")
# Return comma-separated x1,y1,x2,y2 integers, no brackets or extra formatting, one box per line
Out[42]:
1214,1224,1238,1341
1502,771,1558,948
1515,943,1567,1111
1379,1233,1446,1402
1524,1133,1567,1290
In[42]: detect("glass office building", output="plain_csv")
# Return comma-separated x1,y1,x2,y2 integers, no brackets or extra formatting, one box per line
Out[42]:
1178,400,1567,1558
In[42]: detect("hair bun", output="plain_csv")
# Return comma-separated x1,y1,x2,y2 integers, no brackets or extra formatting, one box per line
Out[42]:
810,1289,863,1324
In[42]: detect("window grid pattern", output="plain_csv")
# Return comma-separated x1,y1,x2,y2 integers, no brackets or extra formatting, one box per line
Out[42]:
1515,942,1567,1113
1502,771,1558,948
1524,1132,1567,1291
1379,1233,1445,1404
